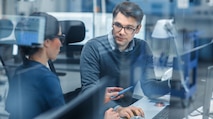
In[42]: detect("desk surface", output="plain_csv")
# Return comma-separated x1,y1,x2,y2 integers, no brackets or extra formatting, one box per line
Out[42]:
132,94,213,119
132,95,170,119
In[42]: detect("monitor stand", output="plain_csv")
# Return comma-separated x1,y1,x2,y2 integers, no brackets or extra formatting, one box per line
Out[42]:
203,66,213,119
168,79,191,119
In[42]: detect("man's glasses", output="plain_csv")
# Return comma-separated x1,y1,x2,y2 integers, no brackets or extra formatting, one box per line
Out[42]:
113,22,138,34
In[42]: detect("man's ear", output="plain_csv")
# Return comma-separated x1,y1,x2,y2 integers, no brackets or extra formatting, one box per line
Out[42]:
135,24,142,34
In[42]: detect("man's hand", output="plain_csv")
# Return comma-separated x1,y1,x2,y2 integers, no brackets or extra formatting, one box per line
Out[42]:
104,108,120,119
105,87,124,103
116,106,144,119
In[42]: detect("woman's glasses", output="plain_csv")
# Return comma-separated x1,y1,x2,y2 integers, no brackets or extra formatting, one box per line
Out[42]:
53,34,66,43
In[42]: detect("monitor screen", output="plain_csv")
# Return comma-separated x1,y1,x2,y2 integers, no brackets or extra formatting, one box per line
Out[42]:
0,15,45,47
35,79,108,119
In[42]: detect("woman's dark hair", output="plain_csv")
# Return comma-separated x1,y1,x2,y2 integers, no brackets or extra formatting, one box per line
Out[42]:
30,12,59,40
112,1,144,24
20,12,59,56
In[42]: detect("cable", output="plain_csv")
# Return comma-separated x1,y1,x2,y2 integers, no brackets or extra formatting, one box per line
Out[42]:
181,39,213,55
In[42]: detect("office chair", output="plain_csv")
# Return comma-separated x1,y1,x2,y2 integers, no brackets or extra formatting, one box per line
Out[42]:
63,20,85,45
60,20,85,61
58,20,85,102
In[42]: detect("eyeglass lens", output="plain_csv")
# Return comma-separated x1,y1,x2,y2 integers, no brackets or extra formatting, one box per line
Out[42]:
58,34,65,43
113,22,136,34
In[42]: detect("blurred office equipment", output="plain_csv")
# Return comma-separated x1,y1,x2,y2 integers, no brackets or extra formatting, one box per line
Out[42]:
202,66,213,119
48,20,86,77
14,16,45,47
151,18,201,118
60,20,85,60
53,20,86,102
0,15,45,46
0,16,45,78
0,19,14,41
48,12,93,62
0,55,10,117
175,6,213,61
151,19,174,80
0,15,48,84
35,79,108,119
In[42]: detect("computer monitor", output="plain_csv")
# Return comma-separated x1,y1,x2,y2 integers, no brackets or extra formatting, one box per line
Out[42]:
0,15,45,47
35,79,108,119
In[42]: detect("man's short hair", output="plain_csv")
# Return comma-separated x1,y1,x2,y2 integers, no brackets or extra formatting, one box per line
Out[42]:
112,1,144,24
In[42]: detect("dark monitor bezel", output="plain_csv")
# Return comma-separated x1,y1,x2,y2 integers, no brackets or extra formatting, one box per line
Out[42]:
35,79,108,119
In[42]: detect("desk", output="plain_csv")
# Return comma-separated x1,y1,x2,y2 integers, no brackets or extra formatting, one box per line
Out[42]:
132,94,213,119
131,95,170,119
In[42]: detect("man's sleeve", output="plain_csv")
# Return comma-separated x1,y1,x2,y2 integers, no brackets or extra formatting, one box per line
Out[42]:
139,41,170,98
80,41,100,92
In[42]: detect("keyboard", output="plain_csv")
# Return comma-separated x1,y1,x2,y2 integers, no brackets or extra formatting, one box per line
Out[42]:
152,105,169,119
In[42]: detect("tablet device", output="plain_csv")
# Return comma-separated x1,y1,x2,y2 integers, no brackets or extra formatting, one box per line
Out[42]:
111,86,133,99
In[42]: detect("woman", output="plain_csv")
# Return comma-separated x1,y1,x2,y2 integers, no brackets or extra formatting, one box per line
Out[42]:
5,12,65,119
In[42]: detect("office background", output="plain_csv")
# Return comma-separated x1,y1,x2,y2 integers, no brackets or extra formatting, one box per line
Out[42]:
0,0,213,118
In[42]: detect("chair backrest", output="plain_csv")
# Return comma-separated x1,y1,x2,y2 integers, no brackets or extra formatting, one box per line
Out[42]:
60,20,85,45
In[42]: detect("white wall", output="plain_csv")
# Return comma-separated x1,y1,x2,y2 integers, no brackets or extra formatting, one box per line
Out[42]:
15,0,82,14
2,0,70,15
68,0,82,12
4,0,16,15
17,0,58,15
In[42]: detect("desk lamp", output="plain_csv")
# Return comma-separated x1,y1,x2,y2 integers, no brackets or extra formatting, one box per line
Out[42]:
151,19,175,80
152,19,192,118
151,18,188,91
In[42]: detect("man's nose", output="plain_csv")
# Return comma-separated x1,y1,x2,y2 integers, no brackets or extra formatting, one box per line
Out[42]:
119,27,126,34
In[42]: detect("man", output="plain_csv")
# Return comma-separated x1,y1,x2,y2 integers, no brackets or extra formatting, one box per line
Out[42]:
80,1,170,118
